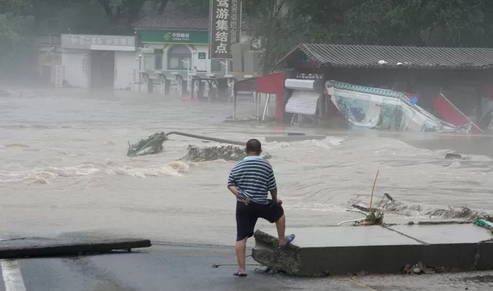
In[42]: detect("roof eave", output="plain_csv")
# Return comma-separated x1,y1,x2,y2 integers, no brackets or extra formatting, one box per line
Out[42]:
319,63,493,70
275,45,307,67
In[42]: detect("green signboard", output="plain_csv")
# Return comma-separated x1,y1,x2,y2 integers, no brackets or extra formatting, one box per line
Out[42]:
141,31,209,45
198,52,206,59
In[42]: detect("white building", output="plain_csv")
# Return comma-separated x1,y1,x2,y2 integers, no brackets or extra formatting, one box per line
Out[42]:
60,34,138,90
133,1,261,96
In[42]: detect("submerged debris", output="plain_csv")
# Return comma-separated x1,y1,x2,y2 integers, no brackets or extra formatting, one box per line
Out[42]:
181,145,272,162
445,153,468,160
127,132,167,157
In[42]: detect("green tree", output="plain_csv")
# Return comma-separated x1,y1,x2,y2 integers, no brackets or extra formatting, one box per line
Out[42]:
0,0,34,57
256,0,493,73
95,0,171,33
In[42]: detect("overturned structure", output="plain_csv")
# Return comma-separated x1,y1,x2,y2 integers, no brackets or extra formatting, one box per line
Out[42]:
127,132,167,157
326,81,466,132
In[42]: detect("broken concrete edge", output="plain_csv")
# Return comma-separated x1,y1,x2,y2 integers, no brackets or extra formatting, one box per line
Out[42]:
0,238,151,259
252,226,493,277
252,230,305,276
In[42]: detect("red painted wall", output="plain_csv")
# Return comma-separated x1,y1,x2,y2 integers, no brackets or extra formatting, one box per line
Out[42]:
257,72,286,125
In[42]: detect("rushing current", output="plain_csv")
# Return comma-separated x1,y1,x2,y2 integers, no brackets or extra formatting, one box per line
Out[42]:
1,88,493,246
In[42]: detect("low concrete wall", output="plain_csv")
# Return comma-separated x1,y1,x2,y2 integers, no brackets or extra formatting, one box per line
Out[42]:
253,224,493,276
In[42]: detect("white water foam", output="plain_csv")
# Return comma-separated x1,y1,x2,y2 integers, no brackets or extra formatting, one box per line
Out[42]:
0,161,190,184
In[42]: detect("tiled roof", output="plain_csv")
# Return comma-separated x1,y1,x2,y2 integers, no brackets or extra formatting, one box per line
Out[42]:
135,16,258,31
134,1,258,31
278,43,493,70
135,16,209,31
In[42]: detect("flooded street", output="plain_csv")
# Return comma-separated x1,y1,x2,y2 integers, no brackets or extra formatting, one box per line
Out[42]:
1,89,493,246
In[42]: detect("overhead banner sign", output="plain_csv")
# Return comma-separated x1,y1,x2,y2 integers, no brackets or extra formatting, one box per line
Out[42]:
209,0,242,59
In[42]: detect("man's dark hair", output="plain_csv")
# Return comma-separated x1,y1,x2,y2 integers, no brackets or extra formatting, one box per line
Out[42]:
246,139,262,154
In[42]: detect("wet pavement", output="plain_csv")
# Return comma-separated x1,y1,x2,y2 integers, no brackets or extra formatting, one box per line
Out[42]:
1,244,493,291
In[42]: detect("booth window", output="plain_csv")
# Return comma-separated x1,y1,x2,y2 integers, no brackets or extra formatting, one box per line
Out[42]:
168,45,191,70
143,56,154,70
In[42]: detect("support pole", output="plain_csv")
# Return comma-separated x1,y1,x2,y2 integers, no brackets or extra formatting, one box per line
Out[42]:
165,131,244,146
262,94,271,121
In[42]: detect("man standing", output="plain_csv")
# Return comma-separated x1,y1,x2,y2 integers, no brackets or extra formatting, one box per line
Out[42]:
227,139,295,277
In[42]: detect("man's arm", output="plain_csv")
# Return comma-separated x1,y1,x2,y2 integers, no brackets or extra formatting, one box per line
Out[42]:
228,185,239,197
270,188,278,202
227,170,239,197
228,169,250,204
267,165,280,203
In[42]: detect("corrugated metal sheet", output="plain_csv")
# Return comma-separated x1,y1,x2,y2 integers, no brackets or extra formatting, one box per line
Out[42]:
278,44,493,70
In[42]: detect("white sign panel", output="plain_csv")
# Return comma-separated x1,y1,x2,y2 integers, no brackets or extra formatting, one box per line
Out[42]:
61,34,136,51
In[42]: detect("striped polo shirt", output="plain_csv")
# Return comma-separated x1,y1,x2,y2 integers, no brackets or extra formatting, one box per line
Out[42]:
227,156,277,204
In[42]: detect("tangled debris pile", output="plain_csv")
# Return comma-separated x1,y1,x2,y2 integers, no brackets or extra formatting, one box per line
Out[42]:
357,209,384,226
127,132,167,157
181,145,272,162
350,193,493,221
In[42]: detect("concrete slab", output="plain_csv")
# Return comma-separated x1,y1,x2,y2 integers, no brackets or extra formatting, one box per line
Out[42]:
260,226,421,247
0,237,151,259
264,135,326,143
388,224,493,244
252,224,493,277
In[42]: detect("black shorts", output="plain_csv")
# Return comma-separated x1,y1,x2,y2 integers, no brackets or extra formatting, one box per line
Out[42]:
236,199,284,241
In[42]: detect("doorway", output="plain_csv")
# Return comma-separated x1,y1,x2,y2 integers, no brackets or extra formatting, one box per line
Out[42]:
90,50,115,89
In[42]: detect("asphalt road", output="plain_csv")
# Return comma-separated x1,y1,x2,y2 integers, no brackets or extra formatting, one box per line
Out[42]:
1,244,493,291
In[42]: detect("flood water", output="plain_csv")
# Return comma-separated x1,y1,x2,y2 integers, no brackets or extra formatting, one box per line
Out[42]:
1,88,493,245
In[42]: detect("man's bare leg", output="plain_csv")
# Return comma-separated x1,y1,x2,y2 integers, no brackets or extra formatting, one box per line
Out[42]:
235,238,248,274
276,214,287,246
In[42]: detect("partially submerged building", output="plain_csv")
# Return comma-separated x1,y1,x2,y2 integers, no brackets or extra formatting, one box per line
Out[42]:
258,43,493,131
60,34,138,90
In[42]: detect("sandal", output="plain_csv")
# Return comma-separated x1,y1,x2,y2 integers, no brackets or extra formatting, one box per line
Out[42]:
278,234,295,250
234,271,247,277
